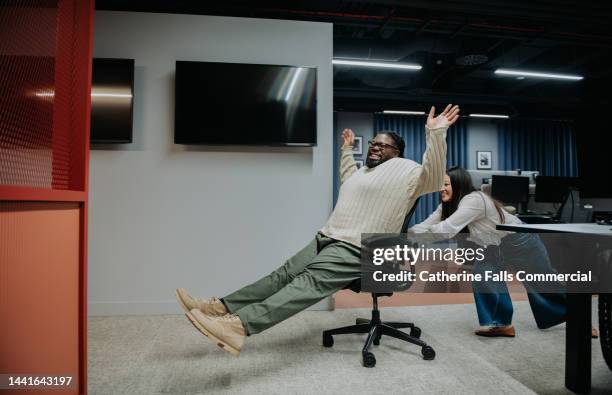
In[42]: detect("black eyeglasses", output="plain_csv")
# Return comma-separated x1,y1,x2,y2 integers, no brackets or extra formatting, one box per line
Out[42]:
368,140,398,151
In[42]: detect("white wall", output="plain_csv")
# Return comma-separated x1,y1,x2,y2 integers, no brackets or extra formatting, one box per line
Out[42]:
89,11,333,315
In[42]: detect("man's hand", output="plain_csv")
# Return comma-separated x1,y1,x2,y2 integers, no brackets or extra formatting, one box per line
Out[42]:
426,104,460,129
341,128,355,149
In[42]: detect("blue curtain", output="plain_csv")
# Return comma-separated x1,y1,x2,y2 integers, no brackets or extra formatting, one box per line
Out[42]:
498,120,577,176
374,114,468,225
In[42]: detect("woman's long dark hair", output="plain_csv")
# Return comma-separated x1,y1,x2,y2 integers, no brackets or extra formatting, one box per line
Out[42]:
441,166,506,224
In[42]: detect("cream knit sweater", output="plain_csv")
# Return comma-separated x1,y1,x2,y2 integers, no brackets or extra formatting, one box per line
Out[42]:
320,126,448,247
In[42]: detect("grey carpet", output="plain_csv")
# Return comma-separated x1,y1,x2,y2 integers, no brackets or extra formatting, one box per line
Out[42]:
88,300,612,395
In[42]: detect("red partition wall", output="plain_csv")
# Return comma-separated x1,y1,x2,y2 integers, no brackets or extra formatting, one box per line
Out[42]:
0,1,93,394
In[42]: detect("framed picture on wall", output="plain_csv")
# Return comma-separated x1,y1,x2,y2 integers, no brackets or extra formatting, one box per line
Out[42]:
354,159,364,169
351,136,363,155
477,151,492,169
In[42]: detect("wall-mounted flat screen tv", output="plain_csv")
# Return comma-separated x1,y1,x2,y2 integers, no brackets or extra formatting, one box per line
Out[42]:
90,58,134,144
174,61,317,146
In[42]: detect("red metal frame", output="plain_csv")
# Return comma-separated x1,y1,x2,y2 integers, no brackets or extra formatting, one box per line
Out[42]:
0,1,93,393
0,186,86,202
77,1,93,392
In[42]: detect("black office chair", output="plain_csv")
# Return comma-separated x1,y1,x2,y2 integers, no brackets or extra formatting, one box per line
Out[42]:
322,198,436,367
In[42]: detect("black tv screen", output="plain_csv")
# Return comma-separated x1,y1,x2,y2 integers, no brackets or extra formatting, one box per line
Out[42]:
174,61,317,146
90,58,134,144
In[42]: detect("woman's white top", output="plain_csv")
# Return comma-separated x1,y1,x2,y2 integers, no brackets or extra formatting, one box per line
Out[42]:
408,191,523,247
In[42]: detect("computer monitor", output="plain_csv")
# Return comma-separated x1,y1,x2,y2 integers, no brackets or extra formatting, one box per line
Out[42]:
576,115,612,211
535,176,579,203
491,175,530,208
468,170,539,190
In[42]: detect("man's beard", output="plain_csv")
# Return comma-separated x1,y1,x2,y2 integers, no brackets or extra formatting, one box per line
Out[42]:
365,157,383,168
366,157,386,169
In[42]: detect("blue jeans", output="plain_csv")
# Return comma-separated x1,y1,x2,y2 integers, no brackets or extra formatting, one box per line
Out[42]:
472,233,566,329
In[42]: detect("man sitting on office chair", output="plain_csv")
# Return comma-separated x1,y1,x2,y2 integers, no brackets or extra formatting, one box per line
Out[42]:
176,104,460,356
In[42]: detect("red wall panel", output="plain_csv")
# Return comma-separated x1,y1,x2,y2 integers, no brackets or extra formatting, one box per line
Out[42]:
0,202,80,395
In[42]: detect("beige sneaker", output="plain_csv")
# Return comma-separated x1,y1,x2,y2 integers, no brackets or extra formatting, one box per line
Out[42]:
175,288,228,316
186,309,246,357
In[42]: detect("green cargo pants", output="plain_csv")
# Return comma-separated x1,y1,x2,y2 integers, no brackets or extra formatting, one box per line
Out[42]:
222,233,362,335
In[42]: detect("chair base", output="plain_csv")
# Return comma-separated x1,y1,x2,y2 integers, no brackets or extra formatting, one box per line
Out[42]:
322,309,435,367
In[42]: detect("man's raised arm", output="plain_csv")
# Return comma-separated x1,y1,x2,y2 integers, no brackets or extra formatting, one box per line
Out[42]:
413,104,460,197
339,128,358,184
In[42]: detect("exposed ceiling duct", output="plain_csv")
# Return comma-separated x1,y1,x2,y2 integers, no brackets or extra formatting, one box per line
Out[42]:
95,0,612,116
334,37,462,61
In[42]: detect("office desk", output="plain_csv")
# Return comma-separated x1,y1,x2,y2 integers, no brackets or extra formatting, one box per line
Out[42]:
498,223,612,235
516,213,555,224
497,223,612,393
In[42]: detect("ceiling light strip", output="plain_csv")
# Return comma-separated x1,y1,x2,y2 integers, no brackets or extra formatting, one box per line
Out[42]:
382,110,425,115
469,113,509,119
333,59,421,70
495,69,583,80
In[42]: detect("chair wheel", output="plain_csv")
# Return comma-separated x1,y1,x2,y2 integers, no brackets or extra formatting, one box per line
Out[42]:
410,326,422,338
322,334,334,347
422,345,435,360
363,352,376,368
373,335,381,346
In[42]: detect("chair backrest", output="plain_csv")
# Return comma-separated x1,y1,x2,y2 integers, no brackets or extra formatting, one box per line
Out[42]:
558,189,592,223
400,197,421,233
347,197,422,294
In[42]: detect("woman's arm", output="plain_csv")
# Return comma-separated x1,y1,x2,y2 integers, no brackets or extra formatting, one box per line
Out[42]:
422,193,486,238
409,204,443,233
